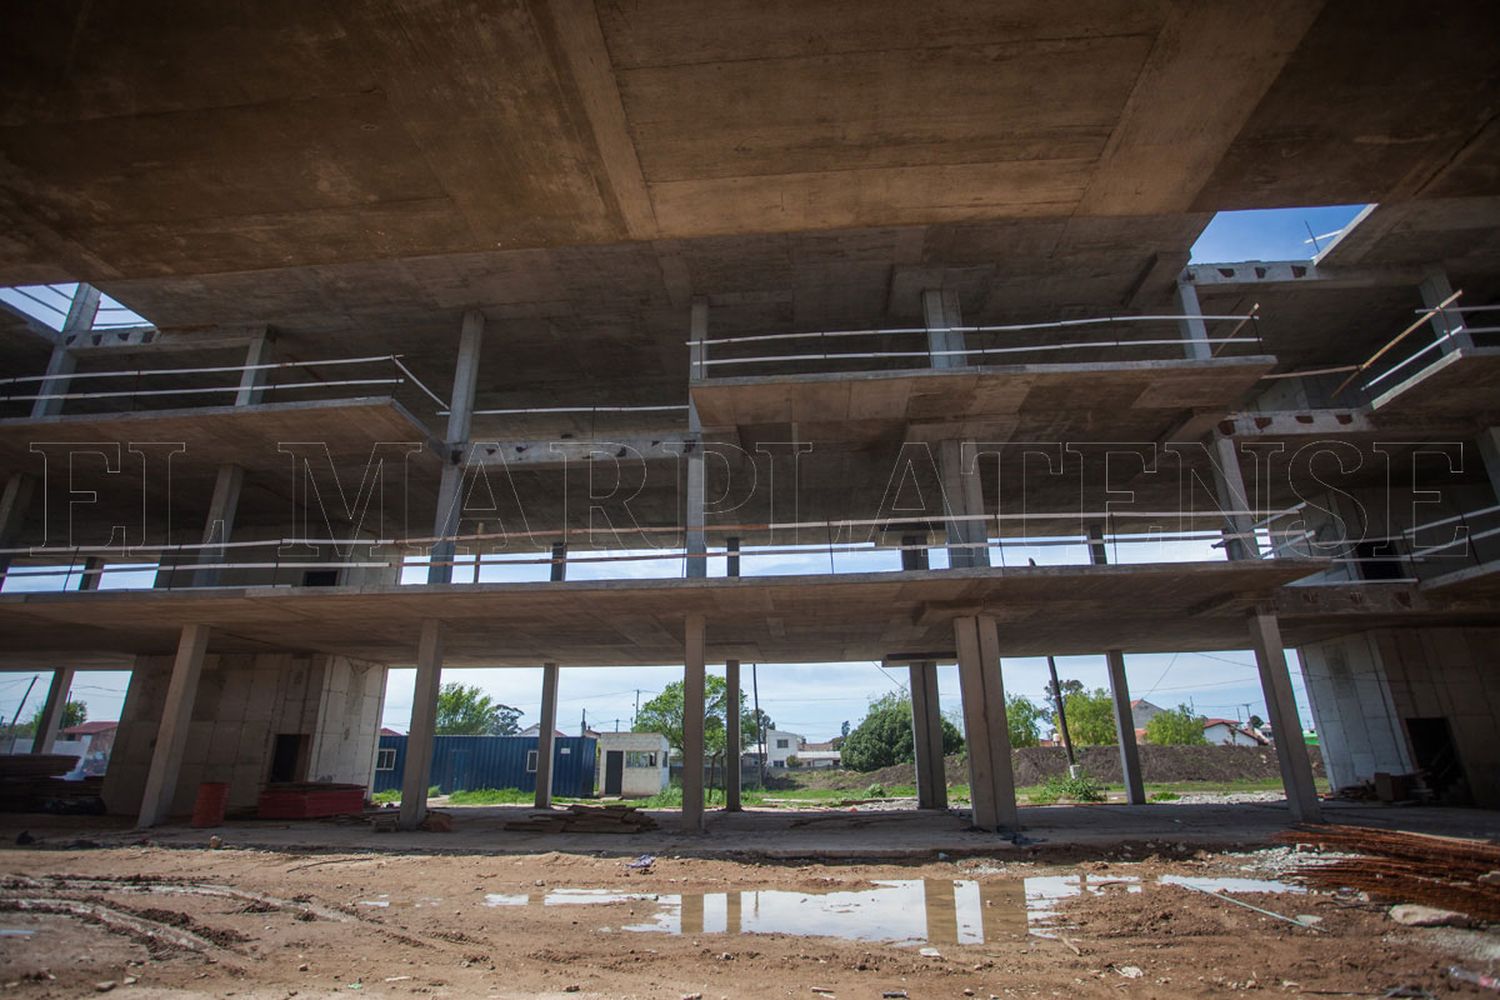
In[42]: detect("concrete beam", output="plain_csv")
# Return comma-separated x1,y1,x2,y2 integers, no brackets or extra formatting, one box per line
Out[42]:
909,660,947,810
534,662,560,809
953,614,1018,831
1183,260,1424,289
1106,650,1146,805
136,624,211,827
1220,409,1374,437
468,435,689,469
399,619,444,830
1247,611,1322,823
30,667,76,755
724,658,741,812
681,613,706,831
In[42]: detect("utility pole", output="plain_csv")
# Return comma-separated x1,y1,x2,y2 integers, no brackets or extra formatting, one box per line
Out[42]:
1046,656,1077,771
5,675,38,754
633,689,640,729
752,663,766,789
580,708,587,736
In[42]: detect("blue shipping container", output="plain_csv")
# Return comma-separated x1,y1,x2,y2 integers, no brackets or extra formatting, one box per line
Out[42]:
373,734,597,798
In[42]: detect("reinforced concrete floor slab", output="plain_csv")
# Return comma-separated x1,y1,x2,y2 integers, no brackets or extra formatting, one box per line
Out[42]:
4,801,1495,860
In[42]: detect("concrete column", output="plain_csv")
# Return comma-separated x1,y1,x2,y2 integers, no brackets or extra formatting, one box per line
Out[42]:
31,667,76,754
399,619,444,830
1105,651,1146,805
1247,611,1323,823
681,613,706,830
1206,434,1260,561
1419,268,1472,354
724,658,741,811
534,663,560,809
908,660,948,809
1176,280,1212,361
136,624,211,827
939,440,990,569
30,284,99,420
234,327,272,405
0,473,36,580
430,310,485,584
1475,428,1500,504
191,463,245,588
953,615,1018,831
685,299,709,578
1087,523,1108,566
550,541,567,582
32,343,78,419
923,287,967,368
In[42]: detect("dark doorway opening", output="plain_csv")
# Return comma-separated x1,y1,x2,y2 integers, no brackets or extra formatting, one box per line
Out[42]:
603,750,624,796
302,569,340,587
1404,717,1470,804
269,733,310,783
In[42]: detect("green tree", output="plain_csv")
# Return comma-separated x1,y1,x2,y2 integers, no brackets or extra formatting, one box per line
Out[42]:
1055,686,1116,745
841,692,964,772
1005,694,1043,749
635,676,758,794
1144,705,1208,746
434,683,521,735
13,699,87,738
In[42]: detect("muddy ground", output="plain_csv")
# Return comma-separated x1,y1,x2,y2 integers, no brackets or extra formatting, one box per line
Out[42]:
2,832,1495,999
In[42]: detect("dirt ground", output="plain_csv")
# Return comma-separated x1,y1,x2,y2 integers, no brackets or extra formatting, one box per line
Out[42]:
2,827,1496,999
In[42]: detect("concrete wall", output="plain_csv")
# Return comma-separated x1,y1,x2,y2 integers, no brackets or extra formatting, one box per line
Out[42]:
1300,627,1500,807
103,652,387,817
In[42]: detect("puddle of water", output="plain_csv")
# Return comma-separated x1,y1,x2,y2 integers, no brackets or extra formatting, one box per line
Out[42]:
0,929,37,938
469,873,1305,948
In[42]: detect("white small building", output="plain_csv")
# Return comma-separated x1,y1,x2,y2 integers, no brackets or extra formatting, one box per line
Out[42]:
1202,719,1268,747
596,732,669,798
748,729,804,768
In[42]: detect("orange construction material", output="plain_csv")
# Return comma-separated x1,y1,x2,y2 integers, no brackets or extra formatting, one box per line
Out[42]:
190,781,230,828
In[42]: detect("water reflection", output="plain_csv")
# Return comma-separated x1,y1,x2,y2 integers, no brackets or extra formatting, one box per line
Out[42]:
480,875,1296,947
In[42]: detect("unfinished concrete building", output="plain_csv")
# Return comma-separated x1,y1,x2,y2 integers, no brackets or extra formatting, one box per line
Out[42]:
1,2,1499,831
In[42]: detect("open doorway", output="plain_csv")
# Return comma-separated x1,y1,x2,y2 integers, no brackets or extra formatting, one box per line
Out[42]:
1404,717,1470,804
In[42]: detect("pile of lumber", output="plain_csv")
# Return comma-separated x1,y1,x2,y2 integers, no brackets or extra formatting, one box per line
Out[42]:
1279,824,1500,921
503,803,658,834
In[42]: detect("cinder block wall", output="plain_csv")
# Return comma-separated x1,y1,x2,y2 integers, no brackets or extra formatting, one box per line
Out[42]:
1300,627,1500,807
103,652,388,818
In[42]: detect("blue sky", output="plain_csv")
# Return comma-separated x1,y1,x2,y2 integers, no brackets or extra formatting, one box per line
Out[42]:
1,205,1357,742
1189,204,1369,263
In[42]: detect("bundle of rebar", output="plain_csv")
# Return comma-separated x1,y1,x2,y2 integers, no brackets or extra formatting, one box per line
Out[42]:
1276,824,1500,921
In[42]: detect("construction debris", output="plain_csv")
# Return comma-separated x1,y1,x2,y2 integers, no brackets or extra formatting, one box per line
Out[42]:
1387,904,1471,928
503,804,658,834
1279,824,1500,922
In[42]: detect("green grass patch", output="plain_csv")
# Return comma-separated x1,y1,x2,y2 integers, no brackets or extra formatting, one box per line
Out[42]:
371,789,401,805
1149,790,1181,802
445,787,534,805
